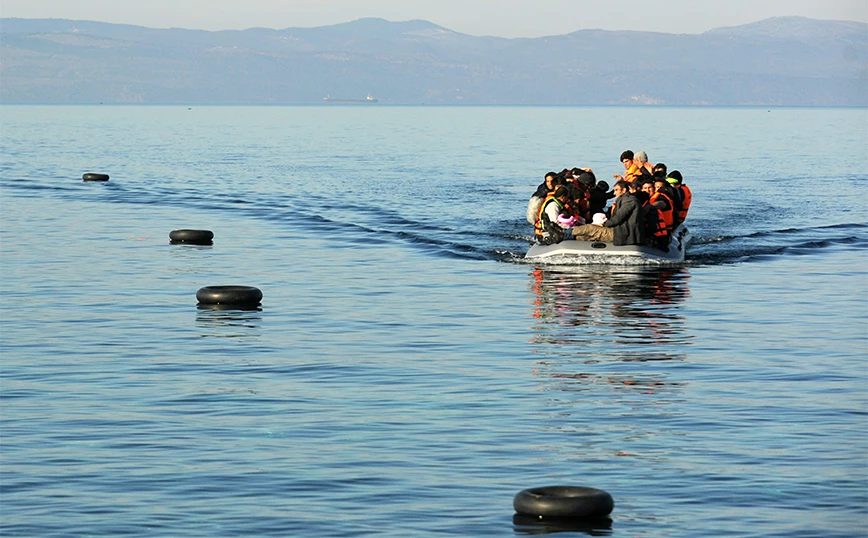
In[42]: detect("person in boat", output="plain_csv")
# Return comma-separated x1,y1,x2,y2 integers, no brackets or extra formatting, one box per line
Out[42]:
634,183,660,245
653,163,683,207
613,150,644,183
634,151,655,177
569,180,645,245
569,171,597,223
527,172,563,225
639,179,672,249
534,171,559,198
666,170,692,223
654,176,682,228
571,166,594,180
588,180,614,217
534,186,575,245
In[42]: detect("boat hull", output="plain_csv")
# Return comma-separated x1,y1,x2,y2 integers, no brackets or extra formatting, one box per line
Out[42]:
525,224,691,263
323,94,378,103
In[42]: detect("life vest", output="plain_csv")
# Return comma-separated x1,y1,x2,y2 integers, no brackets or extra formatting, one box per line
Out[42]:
534,195,564,237
624,164,643,182
677,184,692,222
650,191,675,236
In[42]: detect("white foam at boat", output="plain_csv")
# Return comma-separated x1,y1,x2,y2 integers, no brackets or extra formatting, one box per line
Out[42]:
525,224,691,264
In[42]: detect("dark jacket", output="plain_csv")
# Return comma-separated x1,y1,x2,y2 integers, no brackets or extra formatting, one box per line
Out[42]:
533,182,550,198
603,192,644,246
588,187,615,216
634,192,658,243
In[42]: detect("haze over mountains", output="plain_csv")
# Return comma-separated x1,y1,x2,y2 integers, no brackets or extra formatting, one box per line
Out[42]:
1,16,865,106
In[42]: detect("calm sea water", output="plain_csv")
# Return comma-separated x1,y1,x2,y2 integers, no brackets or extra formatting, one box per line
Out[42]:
1,105,866,537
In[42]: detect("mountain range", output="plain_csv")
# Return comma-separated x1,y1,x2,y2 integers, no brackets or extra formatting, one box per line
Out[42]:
1,16,865,105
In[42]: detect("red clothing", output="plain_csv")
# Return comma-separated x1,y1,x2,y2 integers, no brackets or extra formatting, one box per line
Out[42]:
650,192,675,236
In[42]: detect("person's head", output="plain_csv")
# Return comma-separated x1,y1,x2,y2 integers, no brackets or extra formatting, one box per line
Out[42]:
553,186,570,201
640,180,655,196
667,170,683,185
595,180,610,192
619,150,635,169
576,171,596,189
635,151,649,164
653,162,667,177
628,180,639,193
613,180,630,197
654,179,671,194
546,175,564,193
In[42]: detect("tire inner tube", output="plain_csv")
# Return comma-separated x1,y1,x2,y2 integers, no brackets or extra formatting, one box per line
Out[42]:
169,229,214,245
82,173,110,181
513,485,614,519
196,286,262,306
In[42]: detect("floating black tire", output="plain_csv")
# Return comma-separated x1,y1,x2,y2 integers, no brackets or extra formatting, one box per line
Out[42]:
82,173,110,181
169,229,214,245
196,286,262,306
513,486,614,519
197,303,261,312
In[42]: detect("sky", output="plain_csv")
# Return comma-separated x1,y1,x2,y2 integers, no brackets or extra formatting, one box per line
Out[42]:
1,0,866,37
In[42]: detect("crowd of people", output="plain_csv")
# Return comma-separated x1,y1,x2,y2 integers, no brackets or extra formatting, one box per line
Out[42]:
527,150,692,250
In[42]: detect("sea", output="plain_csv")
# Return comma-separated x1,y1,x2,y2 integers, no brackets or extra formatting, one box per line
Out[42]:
1,105,866,537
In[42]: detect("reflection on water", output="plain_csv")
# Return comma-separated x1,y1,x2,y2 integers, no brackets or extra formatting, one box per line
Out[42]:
195,304,262,338
168,243,214,253
530,266,691,348
526,266,694,459
512,514,613,536
528,265,691,368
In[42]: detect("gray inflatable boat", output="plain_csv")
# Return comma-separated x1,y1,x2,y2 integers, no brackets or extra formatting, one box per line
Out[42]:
525,224,691,263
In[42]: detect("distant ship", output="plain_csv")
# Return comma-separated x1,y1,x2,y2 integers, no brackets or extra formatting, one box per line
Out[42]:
323,93,379,103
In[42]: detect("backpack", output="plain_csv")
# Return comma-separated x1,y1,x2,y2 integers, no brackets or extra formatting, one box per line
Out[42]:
526,195,544,225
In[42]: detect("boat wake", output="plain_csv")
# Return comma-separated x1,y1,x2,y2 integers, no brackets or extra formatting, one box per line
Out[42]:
4,178,866,267
685,223,868,265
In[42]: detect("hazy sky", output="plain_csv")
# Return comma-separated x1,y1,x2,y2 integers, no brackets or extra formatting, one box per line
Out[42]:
1,0,866,37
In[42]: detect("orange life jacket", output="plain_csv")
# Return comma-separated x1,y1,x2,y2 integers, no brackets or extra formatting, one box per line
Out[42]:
677,184,692,222
650,191,675,236
621,164,642,183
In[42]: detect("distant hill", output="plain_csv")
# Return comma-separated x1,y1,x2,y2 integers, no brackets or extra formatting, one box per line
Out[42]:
1,16,865,105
